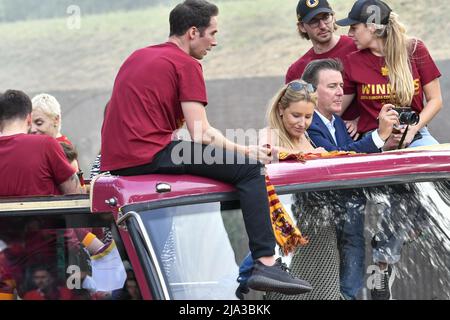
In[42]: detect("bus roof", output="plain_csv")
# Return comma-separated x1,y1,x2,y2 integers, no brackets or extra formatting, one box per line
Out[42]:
91,145,450,212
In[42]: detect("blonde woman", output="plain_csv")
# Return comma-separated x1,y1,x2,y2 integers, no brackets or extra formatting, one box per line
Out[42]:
31,93,85,187
337,0,442,148
30,93,73,145
260,80,326,155
236,79,324,299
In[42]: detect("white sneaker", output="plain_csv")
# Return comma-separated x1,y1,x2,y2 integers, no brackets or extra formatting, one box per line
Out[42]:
371,265,396,300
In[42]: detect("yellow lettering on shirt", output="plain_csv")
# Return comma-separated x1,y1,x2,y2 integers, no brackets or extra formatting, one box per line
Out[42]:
360,79,420,102
414,79,420,94
361,83,392,96
376,84,386,95
387,83,392,94
362,84,371,95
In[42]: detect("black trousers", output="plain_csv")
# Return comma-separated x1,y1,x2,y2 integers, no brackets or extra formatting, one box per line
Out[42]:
111,140,275,259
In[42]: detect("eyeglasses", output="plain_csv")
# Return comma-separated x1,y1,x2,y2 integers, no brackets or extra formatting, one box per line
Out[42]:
307,13,333,28
287,81,316,93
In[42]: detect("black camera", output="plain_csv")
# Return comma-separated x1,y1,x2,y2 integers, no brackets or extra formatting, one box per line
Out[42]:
392,107,420,126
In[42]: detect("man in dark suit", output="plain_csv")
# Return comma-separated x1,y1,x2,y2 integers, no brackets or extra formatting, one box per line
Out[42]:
301,59,398,153
300,58,399,300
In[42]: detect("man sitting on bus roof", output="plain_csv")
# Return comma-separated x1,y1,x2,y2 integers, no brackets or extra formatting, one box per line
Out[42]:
100,0,312,296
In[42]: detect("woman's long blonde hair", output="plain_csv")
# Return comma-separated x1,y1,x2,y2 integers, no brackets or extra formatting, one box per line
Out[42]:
372,12,415,107
266,80,317,149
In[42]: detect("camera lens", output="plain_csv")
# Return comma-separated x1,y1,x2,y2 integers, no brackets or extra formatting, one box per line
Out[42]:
399,111,420,125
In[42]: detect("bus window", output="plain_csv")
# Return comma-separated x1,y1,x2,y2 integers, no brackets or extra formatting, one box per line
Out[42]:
0,212,141,300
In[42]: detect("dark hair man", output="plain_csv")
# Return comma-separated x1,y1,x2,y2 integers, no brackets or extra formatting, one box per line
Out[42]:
301,58,398,299
23,265,74,300
302,58,398,153
0,90,82,196
100,0,312,296
286,0,360,134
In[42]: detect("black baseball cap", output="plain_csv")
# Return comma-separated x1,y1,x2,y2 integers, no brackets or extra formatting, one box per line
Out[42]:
336,0,392,26
297,0,333,23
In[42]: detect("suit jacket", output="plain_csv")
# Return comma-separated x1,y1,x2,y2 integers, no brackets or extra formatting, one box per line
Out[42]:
307,112,380,153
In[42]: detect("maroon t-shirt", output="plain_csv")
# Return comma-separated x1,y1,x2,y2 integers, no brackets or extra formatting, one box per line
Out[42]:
56,135,72,146
0,134,75,196
101,42,208,171
23,287,75,300
343,39,441,134
285,35,358,120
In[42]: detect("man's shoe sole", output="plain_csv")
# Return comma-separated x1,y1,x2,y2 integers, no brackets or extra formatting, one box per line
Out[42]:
247,275,313,295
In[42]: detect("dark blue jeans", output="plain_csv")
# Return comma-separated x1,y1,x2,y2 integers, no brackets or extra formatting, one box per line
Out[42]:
372,185,429,265
335,195,366,300
237,252,254,285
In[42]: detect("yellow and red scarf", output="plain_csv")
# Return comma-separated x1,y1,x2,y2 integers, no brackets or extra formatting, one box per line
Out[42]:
268,150,358,255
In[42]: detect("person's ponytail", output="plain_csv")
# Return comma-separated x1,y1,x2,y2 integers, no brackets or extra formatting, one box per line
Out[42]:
383,12,415,107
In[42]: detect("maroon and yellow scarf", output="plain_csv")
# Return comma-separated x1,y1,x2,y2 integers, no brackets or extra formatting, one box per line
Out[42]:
268,150,358,255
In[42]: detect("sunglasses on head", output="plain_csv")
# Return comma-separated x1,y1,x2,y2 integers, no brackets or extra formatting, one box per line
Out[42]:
288,81,316,93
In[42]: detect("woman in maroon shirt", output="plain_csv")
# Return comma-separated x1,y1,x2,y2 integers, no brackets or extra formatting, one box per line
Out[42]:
337,0,442,149
30,93,86,186
334,0,443,301
30,93,73,144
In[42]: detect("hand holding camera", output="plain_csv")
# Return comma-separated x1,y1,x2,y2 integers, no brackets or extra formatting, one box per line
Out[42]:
382,105,421,149
377,104,401,141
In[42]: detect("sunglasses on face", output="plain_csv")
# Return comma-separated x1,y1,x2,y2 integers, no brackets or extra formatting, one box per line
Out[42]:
287,81,316,93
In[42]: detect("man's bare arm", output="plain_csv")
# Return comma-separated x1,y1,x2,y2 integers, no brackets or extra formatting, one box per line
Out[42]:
59,173,83,194
181,101,272,163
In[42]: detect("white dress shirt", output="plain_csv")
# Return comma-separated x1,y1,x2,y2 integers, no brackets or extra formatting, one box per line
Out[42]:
315,110,384,149
316,111,338,145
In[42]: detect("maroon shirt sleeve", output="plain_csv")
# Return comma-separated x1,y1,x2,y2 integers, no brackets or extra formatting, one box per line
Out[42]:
342,55,357,95
285,65,297,84
411,39,441,86
285,59,308,84
44,137,76,186
178,61,208,106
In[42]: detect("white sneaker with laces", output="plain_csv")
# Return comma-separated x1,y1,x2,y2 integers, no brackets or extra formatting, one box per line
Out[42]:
371,264,396,300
